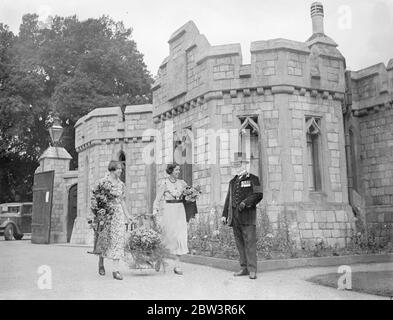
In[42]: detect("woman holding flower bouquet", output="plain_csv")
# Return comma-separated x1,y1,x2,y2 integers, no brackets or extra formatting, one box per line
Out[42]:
153,164,190,275
90,160,133,280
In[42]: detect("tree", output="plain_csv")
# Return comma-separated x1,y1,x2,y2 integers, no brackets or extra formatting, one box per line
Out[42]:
0,14,153,203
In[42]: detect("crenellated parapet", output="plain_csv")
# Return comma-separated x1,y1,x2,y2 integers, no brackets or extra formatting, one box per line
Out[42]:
74,105,153,152
152,18,347,124
349,61,393,117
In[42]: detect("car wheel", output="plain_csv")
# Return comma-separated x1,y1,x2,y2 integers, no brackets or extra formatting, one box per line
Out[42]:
4,225,14,240
14,233,24,240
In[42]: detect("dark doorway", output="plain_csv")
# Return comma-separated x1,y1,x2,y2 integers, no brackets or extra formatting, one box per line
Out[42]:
174,129,193,186
31,171,54,244
67,184,78,243
119,151,126,183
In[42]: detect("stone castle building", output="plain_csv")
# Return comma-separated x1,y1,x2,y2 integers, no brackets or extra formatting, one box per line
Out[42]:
345,58,393,236
63,2,392,248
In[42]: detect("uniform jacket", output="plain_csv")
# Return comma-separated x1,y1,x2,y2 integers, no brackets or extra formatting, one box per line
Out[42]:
222,173,263,226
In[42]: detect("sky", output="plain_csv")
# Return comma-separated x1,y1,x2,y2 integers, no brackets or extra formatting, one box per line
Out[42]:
0,0,392,76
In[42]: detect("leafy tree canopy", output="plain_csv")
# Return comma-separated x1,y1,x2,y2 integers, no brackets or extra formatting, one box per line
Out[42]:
0,14,153,202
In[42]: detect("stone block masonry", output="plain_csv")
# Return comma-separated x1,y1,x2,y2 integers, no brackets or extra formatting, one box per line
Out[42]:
150,13,356,247
359,107,393,208
347,60,393,236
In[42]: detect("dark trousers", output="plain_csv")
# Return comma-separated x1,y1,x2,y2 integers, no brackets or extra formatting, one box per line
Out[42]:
232,209,257,273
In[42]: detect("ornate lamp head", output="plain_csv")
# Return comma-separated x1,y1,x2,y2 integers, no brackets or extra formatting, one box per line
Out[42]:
48,115,63,147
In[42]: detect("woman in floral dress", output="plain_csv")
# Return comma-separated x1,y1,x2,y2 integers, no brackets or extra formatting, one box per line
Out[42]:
153,164,188,275
94,160,132,280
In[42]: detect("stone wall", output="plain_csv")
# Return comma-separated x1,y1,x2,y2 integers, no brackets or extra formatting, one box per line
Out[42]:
214,89,353,247
72,105,155,245
359,109,393,208
346,60,393,236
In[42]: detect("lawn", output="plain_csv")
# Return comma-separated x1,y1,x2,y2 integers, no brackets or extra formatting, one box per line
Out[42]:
307,271,393,297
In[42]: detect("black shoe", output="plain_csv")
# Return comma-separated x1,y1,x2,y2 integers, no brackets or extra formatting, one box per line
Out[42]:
112,271,123,280
98,265,105,276
234,269,249,276
249,272,257,280
174,267,183,275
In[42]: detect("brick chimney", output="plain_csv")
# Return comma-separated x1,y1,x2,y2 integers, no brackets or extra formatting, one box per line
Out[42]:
311,2,324,35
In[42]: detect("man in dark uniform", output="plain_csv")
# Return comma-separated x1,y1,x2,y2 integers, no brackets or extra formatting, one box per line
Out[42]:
221,152,263,279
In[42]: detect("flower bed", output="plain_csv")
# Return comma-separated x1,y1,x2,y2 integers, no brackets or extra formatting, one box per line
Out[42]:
187,206,393,260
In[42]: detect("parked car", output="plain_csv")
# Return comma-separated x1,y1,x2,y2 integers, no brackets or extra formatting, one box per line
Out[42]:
0,202,32,240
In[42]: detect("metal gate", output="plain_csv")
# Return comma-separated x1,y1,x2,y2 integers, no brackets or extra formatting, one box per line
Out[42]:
31,171,55,244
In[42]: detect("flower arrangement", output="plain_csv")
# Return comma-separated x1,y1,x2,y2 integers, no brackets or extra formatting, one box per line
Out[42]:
125,225,170,270
181,184,202,222
128,227,162,251
89,179,117,232
182,184,202,202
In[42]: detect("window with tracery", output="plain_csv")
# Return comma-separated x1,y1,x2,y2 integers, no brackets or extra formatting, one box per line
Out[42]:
306,117,322,191
239,116,261,178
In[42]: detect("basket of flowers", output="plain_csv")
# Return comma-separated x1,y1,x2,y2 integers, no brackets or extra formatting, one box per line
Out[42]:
125,215,169,272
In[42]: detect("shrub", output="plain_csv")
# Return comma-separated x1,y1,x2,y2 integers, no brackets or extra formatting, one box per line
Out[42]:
187,206,393,260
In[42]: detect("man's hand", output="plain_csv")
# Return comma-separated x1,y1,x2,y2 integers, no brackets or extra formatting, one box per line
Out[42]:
221,217,227,225
238,202,246,212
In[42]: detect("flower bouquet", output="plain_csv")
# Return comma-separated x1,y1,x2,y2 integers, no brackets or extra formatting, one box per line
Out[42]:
89,179,117,233
182,185,202,222
182,184,202,202
125,218,169,271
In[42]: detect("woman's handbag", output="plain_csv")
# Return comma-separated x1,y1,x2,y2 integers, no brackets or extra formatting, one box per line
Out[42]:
183,200,198,223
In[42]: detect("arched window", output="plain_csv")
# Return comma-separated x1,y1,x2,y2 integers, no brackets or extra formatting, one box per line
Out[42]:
239,116,261,178
119,151,126,183
306,117,322,191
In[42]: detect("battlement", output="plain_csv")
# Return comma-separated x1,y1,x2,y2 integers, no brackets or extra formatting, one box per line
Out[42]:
152,13,347,122
74,105,153,152
349,61,393,116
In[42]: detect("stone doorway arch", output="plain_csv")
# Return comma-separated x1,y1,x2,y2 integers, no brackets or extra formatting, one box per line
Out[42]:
118,151,126,183
67,183,78,243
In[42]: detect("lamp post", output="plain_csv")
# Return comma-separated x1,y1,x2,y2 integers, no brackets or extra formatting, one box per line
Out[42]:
48,115,64,147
